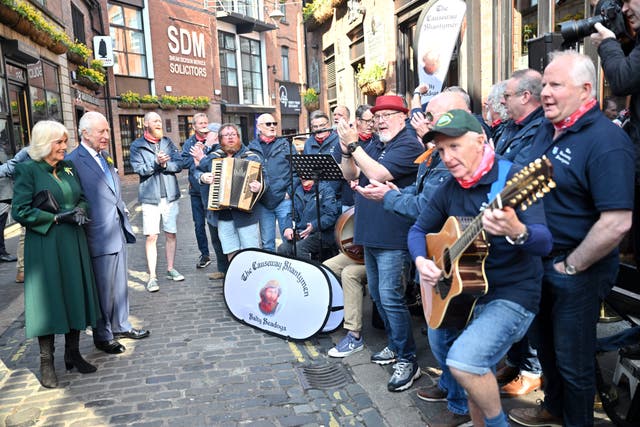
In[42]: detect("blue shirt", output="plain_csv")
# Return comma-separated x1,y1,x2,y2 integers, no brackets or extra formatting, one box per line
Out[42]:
354,126,424,249
526,105,635,254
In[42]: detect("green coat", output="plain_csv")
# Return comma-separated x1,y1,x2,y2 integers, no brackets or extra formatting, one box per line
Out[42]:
11,159,100,338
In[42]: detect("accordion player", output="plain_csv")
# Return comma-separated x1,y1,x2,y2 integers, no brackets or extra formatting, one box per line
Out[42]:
207,154,265,213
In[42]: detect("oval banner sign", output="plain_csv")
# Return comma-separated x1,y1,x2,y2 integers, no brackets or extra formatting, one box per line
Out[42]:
223,249,344,340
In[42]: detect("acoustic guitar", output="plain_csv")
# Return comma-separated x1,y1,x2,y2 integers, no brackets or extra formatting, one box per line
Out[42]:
423,157,555,329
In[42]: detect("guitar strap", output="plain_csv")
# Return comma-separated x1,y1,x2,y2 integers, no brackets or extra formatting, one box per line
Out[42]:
487,159,512,203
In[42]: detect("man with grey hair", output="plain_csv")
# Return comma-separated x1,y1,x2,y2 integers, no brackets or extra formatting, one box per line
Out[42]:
130,112,184,292
495,69,544,165
484,81,510,145
510,51,635,426
67,111,149,354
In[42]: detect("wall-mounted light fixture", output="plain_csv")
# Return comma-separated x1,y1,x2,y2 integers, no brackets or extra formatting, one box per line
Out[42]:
267,1,303,22
267,64,277,75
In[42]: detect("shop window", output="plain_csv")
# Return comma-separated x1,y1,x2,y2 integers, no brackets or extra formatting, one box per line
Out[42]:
108,3,147,77
119,115,144,174
240,37,263,105
27,61,62,123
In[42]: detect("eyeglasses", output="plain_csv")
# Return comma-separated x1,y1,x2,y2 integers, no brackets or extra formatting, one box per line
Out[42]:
220,132,238,138
503,91,525,100
311,122,330,130
373,111,403,122
358,117,374,125
261,121,278,127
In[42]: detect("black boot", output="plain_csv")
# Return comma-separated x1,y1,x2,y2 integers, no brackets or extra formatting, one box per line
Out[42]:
64,329,96,373
37,335,58,388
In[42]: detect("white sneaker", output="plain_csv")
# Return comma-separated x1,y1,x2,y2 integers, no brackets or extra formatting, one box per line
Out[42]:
146,277,159,292
166,269,185,281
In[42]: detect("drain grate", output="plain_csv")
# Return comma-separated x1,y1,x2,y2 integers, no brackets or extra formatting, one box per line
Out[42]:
294,363,353,390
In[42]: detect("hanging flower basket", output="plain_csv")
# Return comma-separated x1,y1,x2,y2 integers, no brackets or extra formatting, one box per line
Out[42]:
159,103,176,111
30,27,52,47
177,104,194,110
0,4,20,27
117,101,139,109
12,16,32,36
76,75,100,91
67,51,86,65
48,40,67,55
360,79,386,96
304,100,319,112
139,102,158,110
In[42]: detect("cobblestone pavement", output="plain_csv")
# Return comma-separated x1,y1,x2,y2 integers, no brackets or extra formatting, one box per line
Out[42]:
0,173,623,426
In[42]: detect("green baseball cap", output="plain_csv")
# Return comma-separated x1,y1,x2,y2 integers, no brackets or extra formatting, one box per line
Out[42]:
423,109,483,142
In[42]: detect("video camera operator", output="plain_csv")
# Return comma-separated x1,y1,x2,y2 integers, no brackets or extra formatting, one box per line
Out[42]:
591,0,640,265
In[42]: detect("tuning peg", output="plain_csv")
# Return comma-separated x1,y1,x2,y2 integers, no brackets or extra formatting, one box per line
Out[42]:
548,180,556,188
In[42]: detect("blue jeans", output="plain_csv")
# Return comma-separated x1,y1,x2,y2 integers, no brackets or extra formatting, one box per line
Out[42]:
364,247,416,361
531,256,618,426
190,193,209,257
428,327,469,415
256,199,292,252
447,299,534,375
505,334,541,375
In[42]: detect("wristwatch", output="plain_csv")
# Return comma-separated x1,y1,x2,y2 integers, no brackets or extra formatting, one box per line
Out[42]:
347,142,358,153
505,227,529,245
564,258,578,275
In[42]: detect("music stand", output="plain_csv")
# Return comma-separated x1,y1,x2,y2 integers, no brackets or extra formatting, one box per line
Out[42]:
288,154,344,261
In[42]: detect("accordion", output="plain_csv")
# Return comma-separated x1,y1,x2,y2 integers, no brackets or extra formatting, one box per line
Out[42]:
207,157,264,212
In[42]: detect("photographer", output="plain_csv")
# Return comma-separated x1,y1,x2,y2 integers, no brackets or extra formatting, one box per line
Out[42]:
592,2,640,267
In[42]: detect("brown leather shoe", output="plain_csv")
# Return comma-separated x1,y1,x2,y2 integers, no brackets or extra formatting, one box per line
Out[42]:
427,409,471,427
15,271,24,283
509,405,563,427
500,374,542,397
208,272,225,280
495,363,519,385
417,384,448,402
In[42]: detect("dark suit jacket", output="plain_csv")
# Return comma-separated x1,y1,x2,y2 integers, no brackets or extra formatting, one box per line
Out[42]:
67,144,135,256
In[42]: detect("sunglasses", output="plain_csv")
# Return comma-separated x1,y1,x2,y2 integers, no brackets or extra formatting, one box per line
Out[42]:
262,122,278,127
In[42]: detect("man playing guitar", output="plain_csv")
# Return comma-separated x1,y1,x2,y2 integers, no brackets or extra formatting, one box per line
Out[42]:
407,109,553,427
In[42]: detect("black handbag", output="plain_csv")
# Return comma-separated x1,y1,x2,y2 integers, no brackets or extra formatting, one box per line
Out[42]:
31,190,60,214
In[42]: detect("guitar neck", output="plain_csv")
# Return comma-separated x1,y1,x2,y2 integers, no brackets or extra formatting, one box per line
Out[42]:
449,215,484,261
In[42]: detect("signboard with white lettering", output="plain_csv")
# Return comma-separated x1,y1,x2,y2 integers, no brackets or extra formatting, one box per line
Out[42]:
279,82,301,114
224,249,344,340
167,25,208,78
93,36,114,67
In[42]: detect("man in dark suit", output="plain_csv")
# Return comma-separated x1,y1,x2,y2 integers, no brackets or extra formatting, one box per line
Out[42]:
67,111,150,354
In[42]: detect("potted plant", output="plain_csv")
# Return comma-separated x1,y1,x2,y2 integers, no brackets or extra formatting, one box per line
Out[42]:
12,0,40,36
76,65,105,91
194,96,210,110
66,40,91,65
48,27,70,55
139,94,159,109
177,95,196,110
302,87,319,111
0,0,20,28
356,62,387,96
118,90,140,108
159,95,178,110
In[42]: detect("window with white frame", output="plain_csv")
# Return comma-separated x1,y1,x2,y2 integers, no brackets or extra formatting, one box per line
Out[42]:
108,2,147,77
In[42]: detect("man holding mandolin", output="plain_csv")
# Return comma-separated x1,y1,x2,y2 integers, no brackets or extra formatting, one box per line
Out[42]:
408,109,553,427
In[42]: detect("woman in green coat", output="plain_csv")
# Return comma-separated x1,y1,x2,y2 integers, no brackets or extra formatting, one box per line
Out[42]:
11,120,100,388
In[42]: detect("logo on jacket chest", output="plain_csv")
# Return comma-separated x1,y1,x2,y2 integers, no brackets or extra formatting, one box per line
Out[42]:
551,146,572,166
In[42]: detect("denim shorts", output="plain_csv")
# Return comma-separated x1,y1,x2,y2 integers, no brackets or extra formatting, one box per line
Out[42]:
141,198,179,235
218,220,260,254
446,299,535,376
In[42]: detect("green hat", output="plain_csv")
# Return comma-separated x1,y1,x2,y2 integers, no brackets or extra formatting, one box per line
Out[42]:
423,109,483,142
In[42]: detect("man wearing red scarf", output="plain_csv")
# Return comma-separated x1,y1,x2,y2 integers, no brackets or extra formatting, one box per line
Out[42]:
509,51,635,427
408,109,553,427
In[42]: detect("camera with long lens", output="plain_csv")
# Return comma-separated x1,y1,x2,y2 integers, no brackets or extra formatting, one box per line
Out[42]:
557,0,626,45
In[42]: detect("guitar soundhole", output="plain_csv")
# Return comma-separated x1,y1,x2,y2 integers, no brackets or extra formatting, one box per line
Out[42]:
436,249,453,297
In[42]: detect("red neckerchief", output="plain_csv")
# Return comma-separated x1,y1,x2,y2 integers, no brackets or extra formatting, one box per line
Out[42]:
358,132,372,141
491,119,502,128
195,132,206,142
144,130,160,143
302,182,314,192
457,144,495,189
314,134,327,144
553,98,597,131
260,135,275,144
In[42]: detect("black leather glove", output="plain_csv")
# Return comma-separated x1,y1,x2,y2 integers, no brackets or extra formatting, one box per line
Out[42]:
55,207,90,225
72,207,90,225
54,210,76,224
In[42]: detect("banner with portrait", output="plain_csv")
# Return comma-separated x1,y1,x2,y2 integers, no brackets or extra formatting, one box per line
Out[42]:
414,0,467,102
224,249,344,340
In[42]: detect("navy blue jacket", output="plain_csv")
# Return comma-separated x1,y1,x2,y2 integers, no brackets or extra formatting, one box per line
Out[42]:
181,134,205,196
494,107,545,165
129,136,182,204
247,136,297,210
303,130,343,198
283,181,341,242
